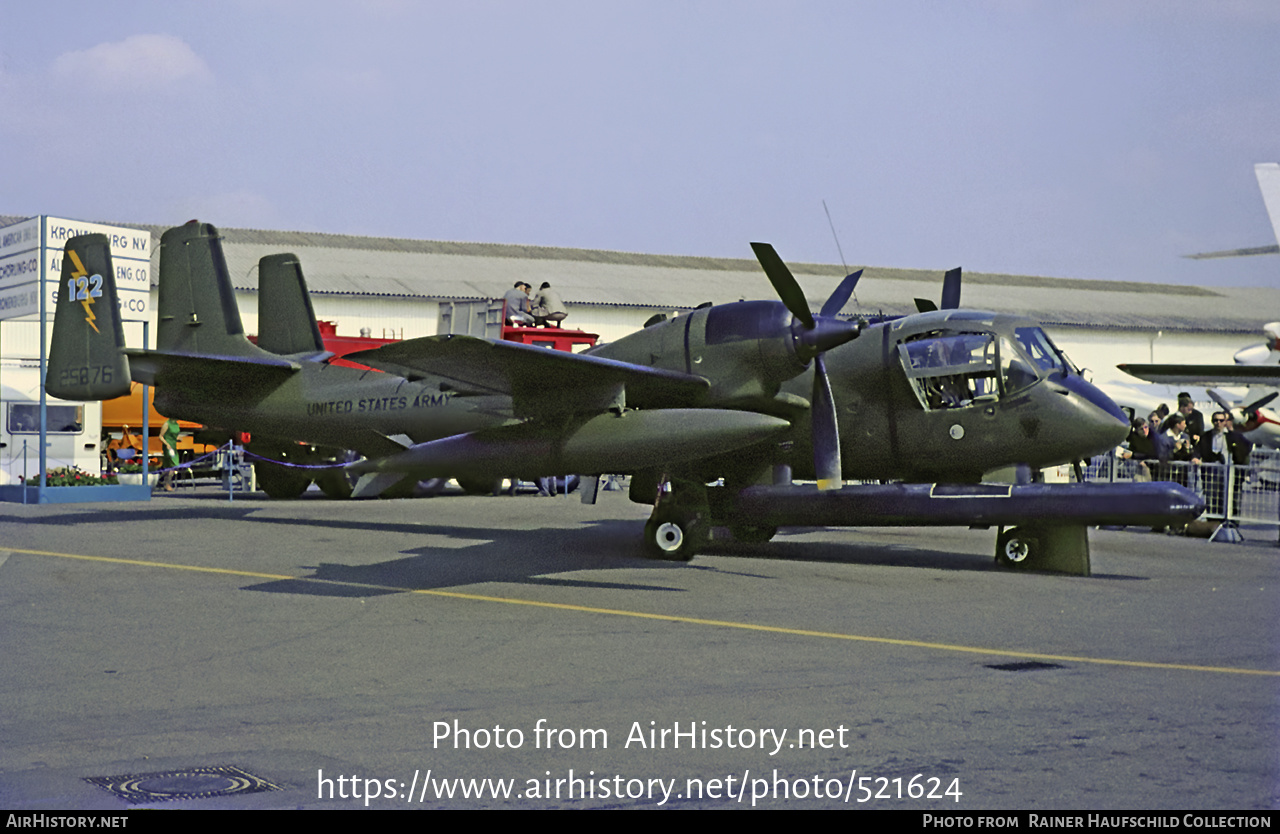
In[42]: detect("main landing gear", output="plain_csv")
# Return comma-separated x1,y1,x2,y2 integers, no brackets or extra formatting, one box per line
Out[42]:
996,526,1040,569
640,480,782,559
642,478,710,561
995,525,1091,575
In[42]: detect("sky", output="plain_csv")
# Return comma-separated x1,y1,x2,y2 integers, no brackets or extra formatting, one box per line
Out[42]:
3,1,1279,287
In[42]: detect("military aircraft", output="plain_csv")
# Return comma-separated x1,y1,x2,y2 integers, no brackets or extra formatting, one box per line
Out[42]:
345,243,1200,569
47,223,795,499
52,222,1201,572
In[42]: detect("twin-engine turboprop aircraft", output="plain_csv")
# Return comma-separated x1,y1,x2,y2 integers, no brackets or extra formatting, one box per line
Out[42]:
340,242,1198,569
48,222,1202,571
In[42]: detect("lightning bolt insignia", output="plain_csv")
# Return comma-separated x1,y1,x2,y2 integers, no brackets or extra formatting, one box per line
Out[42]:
67,249,99,334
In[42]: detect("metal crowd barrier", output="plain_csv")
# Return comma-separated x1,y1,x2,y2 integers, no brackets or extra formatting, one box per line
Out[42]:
1079,447,1280,542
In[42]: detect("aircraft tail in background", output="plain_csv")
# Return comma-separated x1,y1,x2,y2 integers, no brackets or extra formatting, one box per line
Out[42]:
255,253,328,358
1184,162,1280,260
1254,162,1280,250
156,221,272,359
45,233,132,401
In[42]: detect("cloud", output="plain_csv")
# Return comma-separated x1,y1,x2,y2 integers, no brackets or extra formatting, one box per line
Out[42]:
52,34,213,91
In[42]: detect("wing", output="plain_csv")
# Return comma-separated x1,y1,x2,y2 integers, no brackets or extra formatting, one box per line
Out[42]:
1118,363,1280,387
345,334,710,418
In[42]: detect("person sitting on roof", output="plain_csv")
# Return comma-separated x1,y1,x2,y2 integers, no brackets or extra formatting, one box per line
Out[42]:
531,282,568,328
503,282,535,326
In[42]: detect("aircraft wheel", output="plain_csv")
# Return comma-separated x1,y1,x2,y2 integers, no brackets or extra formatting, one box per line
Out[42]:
315,470,357,499
416,477,448,497
457,476,502,496
256,462,311,499
643,511,707,561
380,478,420,500
730,524,777,543
315,451,360,499
996,527,1039,568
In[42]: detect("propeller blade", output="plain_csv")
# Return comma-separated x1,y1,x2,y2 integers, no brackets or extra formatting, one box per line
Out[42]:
811,354,842,490
941,267,962,310
819,270,863,318
751,242,814,329
1244,391,1279,412
1206,388,1234,411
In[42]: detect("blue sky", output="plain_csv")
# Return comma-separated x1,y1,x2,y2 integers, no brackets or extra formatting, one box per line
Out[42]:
3,1,1279,286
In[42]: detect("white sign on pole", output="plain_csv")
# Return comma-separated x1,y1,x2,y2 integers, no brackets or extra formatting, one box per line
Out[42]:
0,217,43,319
0,216,151,322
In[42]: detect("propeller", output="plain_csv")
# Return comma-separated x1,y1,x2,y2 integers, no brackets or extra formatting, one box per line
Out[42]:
1207,388,1278,425
750,242,863,490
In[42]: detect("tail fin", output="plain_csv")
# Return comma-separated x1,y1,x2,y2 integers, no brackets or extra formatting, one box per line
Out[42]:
256,253,326,356
46,234,132,400
157,221,262,357
1255,163,1280,248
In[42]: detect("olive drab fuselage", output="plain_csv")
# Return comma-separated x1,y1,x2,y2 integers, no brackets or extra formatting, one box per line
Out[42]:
591,305,1128,483
153,361,514,457
781,310,1128,482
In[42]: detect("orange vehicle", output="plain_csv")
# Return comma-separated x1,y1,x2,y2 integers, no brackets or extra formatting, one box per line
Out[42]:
100,383,216,465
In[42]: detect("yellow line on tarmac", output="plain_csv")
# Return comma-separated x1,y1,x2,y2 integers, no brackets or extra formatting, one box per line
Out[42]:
9,546,1277,677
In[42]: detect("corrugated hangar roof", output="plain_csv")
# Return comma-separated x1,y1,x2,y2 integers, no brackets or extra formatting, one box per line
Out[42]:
4,216,1274,333
193,224,1279,334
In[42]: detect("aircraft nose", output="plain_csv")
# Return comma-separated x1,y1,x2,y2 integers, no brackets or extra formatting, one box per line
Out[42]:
1059,374,1130,453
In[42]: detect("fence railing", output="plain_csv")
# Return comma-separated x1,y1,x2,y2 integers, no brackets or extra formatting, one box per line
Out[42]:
1081,447,1280,538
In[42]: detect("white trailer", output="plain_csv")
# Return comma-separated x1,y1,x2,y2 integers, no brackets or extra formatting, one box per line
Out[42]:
0,361,103,485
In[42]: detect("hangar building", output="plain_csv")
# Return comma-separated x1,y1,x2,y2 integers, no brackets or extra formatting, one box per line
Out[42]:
94,221,1280,389
2,215,1277,426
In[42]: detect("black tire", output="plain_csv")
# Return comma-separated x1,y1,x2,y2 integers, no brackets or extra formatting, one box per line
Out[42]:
256,462,311,499
996,527,1039,569
416,477,448,497
314,450,360,499
380,478,420,499
730,524,777,543
457,476,502,496
643,510,708,562
315,470,357,499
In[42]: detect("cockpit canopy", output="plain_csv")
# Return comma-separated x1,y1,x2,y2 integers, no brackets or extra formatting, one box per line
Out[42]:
897,324,1070,411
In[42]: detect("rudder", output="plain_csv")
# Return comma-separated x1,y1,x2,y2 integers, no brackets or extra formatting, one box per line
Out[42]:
156,221,263,357
46,233,131,400
256,253,326,356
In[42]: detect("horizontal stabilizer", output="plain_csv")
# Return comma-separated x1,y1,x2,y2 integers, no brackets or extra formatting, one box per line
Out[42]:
1118,362,1280,387
1183,245,1279,260
125,349,299,391
346,334,710,417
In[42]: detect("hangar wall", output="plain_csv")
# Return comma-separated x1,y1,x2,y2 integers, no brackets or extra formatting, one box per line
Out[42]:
1043,327,1249,388
0,215,1274,416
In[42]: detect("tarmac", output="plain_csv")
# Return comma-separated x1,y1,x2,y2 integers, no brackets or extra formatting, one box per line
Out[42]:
0,483,1276,810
